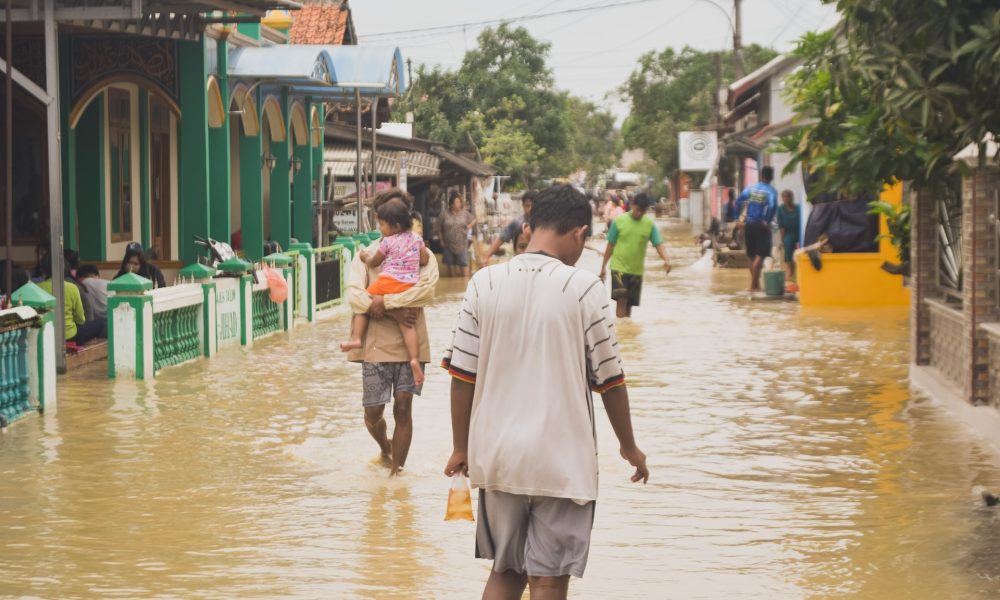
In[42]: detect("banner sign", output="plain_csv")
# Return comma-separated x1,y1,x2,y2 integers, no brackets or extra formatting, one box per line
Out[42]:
678,131,718,171
333,210,359,233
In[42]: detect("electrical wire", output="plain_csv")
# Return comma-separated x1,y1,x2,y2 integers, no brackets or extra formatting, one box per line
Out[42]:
358,0,669,40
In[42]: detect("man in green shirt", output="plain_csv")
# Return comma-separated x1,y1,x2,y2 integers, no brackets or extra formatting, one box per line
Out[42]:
37,257,106,346
599,193,671,318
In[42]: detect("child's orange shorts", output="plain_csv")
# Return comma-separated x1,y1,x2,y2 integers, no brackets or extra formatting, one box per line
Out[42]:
367,275,415,295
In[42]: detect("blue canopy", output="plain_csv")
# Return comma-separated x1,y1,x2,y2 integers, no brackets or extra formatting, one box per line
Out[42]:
290,45,406,100
228,45,335,86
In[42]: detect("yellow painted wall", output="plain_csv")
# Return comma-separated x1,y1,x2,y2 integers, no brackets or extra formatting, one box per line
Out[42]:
797,183,911,307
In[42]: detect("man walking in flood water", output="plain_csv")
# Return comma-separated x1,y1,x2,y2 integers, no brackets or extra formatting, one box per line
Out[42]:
444,185,649,600
346,189,439,476
735,165,778,292
599,192,671,318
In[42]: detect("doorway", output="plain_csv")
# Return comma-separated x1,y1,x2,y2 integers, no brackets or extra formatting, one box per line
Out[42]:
149,95,171,259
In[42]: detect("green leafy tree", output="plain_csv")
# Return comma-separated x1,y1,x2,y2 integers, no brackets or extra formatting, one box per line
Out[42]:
775,1,1000,198
394,24,621,185
620,45,777,181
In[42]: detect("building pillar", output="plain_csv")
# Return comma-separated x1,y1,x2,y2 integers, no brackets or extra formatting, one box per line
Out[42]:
239,126,264,261
209,40,231,243
75,97,106,261
269,94,290,250
962,169,999,404
58,33,77,252
292,135,313,245
139,88,151,249
910,185,936,366
177,38,211,265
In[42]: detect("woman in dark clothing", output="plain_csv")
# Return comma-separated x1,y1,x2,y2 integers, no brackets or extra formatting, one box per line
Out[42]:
115,242,167,288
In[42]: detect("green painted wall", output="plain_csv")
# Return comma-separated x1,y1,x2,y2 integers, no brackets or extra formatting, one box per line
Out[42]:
292,137,313,245
236,23,261,39
139,89,151,249
75,97,106,261
239,124,264,261
209,41,231,243
177,39,211,264
269,94,291,250
58,35,77,252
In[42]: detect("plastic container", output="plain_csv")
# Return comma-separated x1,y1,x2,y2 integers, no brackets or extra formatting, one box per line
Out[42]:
763,270,786,296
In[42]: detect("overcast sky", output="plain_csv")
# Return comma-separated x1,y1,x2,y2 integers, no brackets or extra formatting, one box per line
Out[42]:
351,0,840,122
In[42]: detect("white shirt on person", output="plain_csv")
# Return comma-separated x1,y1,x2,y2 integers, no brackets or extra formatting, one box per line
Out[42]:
442,252,625,502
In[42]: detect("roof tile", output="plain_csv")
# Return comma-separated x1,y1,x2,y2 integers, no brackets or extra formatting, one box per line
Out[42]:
289,3,350,45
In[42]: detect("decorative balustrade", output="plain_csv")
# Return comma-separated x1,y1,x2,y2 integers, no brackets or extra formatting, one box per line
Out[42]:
252,288,281,339
151,284,204,373
0,325,30,424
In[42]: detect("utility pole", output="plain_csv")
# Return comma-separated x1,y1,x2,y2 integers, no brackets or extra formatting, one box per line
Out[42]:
733,0,744,77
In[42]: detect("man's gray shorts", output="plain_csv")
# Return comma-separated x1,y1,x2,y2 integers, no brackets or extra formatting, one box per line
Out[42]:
361,362,424,407
476,489,595,578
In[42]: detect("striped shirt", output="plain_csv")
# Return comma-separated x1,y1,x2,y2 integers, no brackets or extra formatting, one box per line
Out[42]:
442,252,625,501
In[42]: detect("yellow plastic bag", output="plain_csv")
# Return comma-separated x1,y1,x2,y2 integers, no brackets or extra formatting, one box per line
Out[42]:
444,474,474,521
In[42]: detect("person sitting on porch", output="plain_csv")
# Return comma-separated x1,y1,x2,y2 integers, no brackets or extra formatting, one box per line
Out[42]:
76,265,109,323
37,256,106,347
115,242,167,289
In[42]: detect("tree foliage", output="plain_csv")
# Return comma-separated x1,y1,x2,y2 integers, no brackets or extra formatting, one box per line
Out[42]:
394,25,621,187
620,45,777,180
774,0,1000,197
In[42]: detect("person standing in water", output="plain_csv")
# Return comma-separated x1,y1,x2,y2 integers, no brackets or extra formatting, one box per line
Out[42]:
775,189,801,289
444,185,648,600
735,166,778,292
479,190,535,267
599,193,671,318
346,189,438,476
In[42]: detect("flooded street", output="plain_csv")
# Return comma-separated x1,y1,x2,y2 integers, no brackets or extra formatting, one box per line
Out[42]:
4,220,1000,599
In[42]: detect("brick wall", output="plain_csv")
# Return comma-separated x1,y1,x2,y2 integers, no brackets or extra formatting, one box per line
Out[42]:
910,185,937,365
986,328,1000,407
962,169,999,404
928,300,968,389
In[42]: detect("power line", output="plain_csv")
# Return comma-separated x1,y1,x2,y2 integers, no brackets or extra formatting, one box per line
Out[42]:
358,0,668,40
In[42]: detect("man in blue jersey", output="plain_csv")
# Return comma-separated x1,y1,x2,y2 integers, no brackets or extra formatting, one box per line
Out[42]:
736,165,779,292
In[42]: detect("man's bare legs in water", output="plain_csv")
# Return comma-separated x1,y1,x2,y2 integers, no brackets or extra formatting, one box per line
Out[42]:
482,568,571,599
749,255,764,291
364,390,414,476
615,298,631,319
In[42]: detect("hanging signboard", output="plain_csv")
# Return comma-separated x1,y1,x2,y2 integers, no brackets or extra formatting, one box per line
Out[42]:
678,131,718,171
333,210,359,233
215,278,241,348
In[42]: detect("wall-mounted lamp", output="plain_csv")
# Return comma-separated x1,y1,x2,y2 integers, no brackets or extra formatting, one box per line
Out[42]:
263,152,277,172
290,157,303,174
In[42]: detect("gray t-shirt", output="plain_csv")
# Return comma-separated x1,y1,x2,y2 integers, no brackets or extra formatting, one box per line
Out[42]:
499,216,525,243
79,277,109,321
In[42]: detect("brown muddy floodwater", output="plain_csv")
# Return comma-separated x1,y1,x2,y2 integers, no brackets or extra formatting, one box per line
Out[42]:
3,221,1000,599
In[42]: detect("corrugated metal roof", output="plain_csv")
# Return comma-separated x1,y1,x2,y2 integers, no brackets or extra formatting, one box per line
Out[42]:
324,144,439,177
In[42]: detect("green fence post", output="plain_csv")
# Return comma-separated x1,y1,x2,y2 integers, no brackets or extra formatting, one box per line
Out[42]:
179,263,218,358
11,283,55,414
218,258,254,346
106,273,154,379
289,242,315,322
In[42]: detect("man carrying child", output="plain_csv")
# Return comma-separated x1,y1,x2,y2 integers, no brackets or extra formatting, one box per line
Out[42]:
346,188,439,476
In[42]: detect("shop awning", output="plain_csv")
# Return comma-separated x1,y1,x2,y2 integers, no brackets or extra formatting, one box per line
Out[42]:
289,45,406,100
324,144,440,178
228,45,335,86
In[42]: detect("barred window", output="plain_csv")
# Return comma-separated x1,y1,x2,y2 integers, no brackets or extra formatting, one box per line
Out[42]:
937,175,962,296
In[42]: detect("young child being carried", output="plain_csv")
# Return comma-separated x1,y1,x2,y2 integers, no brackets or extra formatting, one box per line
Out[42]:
340,199,430,385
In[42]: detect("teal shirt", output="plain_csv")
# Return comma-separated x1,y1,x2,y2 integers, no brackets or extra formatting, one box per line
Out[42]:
776,203,801,244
